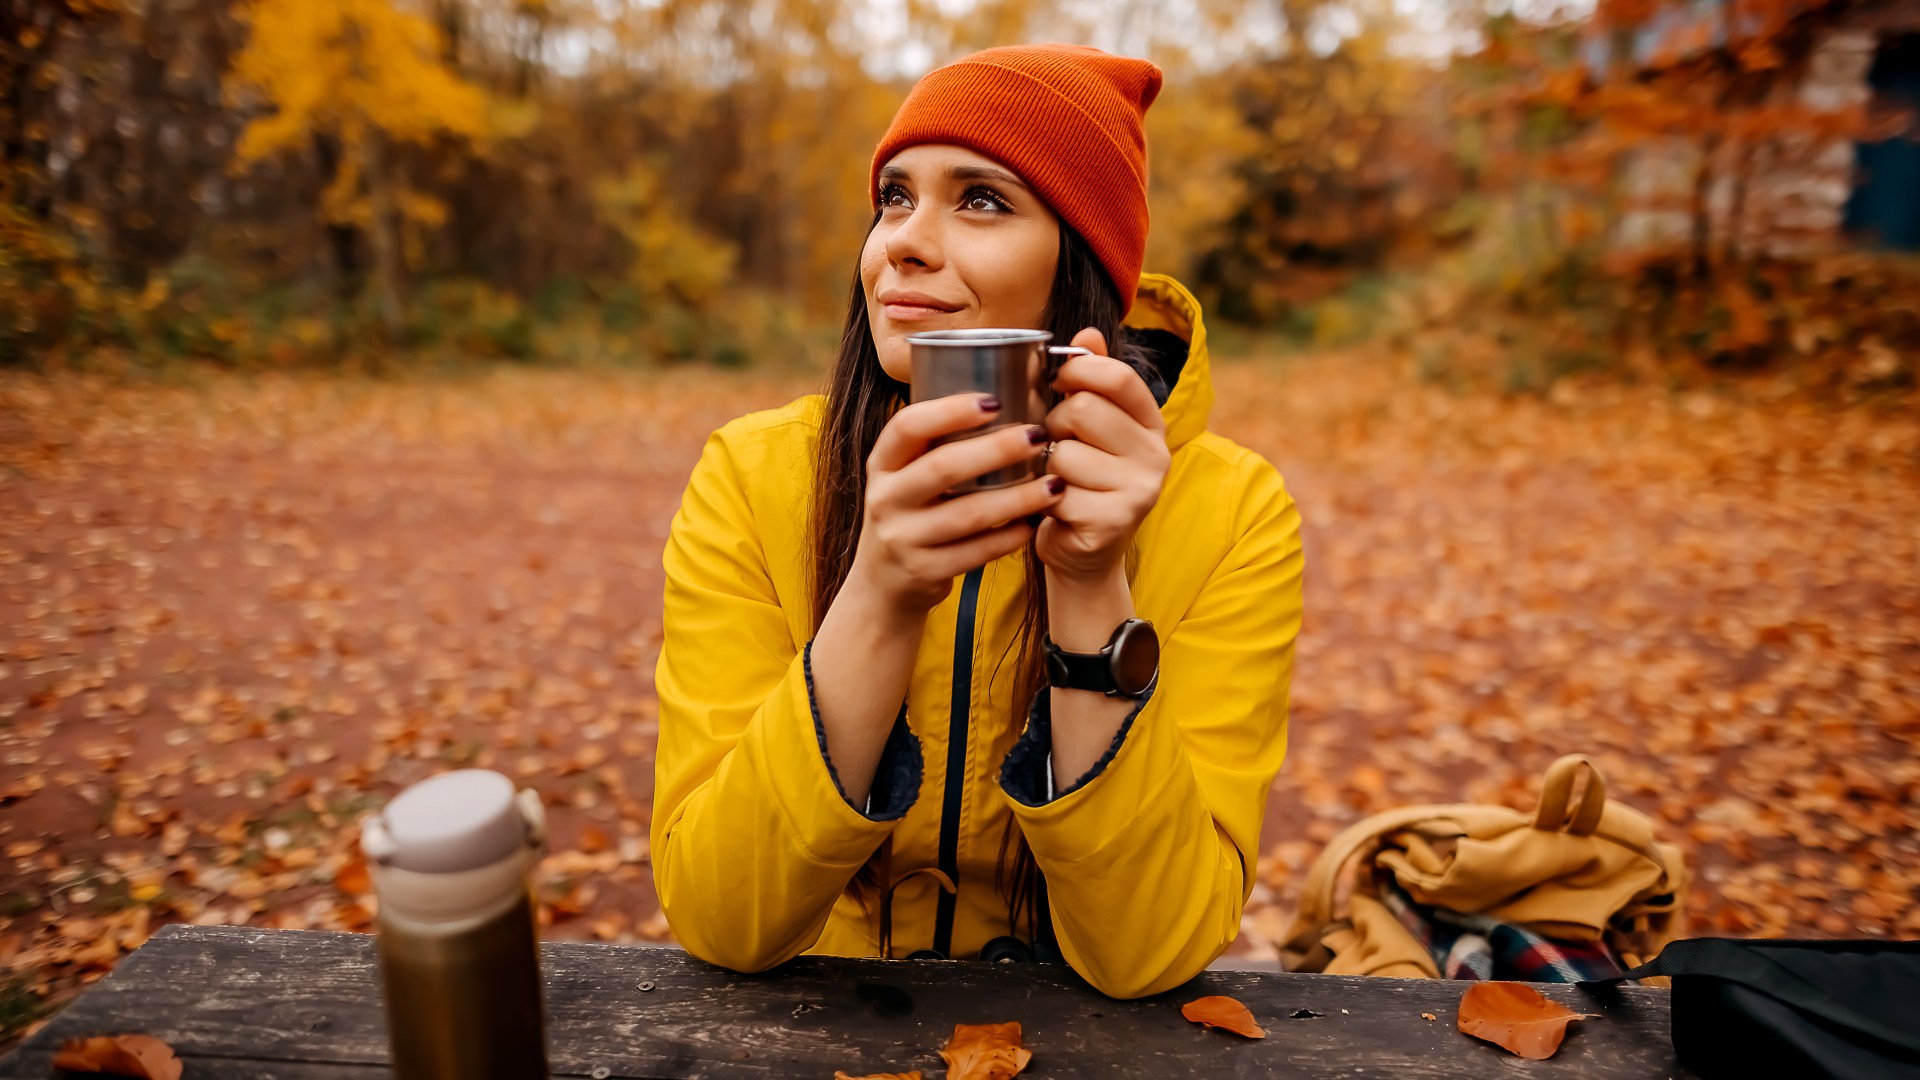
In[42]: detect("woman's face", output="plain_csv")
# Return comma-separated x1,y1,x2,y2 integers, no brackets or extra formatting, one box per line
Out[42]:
862,144,1062,383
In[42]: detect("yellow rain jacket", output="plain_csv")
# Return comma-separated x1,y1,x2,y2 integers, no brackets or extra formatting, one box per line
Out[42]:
652,274,1304,998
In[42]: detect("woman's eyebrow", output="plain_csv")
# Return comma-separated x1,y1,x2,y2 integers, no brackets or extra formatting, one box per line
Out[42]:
879,162,1029,193
947,164,1027,190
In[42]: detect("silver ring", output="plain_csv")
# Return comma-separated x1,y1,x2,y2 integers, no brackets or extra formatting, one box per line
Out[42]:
1040,441,1056,474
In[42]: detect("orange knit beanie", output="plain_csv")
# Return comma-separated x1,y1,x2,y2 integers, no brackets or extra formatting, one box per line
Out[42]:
870,44,1163,314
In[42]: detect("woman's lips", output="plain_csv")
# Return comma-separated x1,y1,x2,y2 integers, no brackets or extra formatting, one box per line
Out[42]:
877,290,962,322
882,302,959,322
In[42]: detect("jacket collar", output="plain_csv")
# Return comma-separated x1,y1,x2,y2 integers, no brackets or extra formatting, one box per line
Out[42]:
1126,273,1214,451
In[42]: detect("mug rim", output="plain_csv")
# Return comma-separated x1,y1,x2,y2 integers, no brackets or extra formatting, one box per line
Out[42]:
905,328,1052,346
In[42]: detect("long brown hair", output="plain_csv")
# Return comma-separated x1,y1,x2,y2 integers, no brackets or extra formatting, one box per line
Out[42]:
808,215,1148,949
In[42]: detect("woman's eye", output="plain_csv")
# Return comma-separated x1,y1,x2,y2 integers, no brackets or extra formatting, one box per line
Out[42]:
964,188,1009,212
879,185,912,209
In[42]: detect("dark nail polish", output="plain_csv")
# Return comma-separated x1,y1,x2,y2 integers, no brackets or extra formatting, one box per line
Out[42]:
1027,426,1049,445
979,396,1002,413
1047,476,1067,495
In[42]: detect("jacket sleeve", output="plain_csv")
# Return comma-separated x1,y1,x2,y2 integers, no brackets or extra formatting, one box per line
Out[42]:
998,456,1304,998
651,424,921,971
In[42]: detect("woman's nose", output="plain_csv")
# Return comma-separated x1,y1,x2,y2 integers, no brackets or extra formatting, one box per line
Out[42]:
884,205,944,271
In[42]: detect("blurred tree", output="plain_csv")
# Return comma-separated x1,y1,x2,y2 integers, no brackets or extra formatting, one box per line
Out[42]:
2,0,1474,364
227,0,488,337
1192,30,1464,321
1455,0,1920,369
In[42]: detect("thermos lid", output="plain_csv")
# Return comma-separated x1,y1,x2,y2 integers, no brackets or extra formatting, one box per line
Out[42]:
362,769,531,874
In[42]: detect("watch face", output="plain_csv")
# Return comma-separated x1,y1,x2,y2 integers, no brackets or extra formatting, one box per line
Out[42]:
1109,620,1160,696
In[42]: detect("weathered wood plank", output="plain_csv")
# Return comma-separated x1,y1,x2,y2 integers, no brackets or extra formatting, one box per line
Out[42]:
6,1055,376,1080
2,924,1690,1078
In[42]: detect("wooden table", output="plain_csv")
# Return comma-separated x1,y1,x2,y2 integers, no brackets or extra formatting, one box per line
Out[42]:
3,924,1690,1078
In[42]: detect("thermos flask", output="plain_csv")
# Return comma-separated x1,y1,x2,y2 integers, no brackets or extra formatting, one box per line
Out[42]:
362,769,551,1079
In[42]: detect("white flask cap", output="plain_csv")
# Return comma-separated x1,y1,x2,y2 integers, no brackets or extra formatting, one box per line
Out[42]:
362,769,541,874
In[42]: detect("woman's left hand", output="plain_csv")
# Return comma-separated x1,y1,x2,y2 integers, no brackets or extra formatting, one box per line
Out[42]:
1035,327,1170,584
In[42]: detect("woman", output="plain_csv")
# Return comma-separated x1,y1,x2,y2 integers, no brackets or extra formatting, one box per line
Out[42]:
651,44,1304,999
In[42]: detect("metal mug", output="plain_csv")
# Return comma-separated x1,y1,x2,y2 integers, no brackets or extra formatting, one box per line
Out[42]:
906,328,1090,495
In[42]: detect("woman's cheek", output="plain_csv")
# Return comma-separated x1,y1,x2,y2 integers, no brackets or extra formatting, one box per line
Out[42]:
1001,227,1059,329
859,239,911,381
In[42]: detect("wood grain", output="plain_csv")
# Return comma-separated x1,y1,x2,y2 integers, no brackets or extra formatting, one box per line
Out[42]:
1,924,1689,1078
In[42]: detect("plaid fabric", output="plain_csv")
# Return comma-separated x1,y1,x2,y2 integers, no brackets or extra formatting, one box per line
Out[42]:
1376,871,1627,983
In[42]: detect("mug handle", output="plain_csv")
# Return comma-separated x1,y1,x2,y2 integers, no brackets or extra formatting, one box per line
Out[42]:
1044,344,1091,385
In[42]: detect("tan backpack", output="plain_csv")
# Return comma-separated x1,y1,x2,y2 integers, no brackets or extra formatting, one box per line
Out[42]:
1280,754,1688,978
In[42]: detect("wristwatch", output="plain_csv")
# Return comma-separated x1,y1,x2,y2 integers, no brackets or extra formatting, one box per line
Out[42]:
1044,618,1160,699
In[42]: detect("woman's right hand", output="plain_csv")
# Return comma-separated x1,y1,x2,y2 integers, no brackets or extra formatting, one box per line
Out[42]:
850,393,1066,614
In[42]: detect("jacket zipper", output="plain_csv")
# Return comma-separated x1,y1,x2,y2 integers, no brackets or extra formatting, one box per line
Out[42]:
932,566,984,957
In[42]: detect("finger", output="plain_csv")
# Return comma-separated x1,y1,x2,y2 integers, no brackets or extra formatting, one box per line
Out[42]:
1045,389,1161,459
1051,351,1163,432
889,423,1048,507
923,518,1035,579
1038,327,1107,393
1069,326,1109,358
869,393,1007,474
899,473,1064,547
1040,438,1130,493
1043,325,1108,395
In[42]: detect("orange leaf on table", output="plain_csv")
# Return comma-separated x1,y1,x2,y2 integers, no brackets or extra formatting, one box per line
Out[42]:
1457,982,1590,1060
52,1034,184,1079
1181,995,1267,1038
939,1022,1032,1080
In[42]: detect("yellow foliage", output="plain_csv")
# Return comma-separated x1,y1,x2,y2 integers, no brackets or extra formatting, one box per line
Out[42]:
396,189,448,229
0,187,138,351
1145,84,1259,280
228,0,487,163
593,165,738,308
138,277,170,312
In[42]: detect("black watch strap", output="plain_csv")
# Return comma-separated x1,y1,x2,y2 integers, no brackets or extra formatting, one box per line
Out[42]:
1044,619,1159,699
1045,645,1114,694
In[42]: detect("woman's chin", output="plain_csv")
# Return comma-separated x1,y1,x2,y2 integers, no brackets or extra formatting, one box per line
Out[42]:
875,316,975,381
877,339,912,384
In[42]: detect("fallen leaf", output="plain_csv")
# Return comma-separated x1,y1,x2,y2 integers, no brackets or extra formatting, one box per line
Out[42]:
59,917,102,942
1456,982,1589,1060
1182,995,1267,1039
1422,1012,1438,1021
0,782,37,805
565,743,610,774
939,1022,1032,1080
547,881,595,918
637,909,673,941
52,1034,184,1079
334,856,371,896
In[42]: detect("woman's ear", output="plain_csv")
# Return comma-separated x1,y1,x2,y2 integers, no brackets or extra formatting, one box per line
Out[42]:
1070,326,1109,357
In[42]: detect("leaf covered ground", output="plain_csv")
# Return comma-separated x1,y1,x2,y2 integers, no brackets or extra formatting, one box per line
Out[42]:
1,352,1915,1041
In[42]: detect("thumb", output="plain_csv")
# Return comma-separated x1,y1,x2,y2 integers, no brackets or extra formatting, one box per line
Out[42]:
1069,326,1109,357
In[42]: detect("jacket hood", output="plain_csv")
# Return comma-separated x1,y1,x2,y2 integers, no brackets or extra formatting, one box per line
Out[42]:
1126,272,1214,451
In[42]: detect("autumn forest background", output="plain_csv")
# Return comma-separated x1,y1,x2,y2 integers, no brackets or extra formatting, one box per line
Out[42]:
3,0,1920,1047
